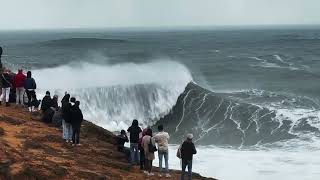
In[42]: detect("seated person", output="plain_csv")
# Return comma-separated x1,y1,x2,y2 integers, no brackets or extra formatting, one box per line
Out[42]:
116,130,130,162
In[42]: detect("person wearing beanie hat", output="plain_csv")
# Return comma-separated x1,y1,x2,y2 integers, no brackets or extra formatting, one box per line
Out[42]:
41,91,52,113
180,133,197,180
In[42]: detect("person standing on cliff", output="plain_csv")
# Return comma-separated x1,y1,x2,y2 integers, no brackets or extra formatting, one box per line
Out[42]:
13,69,26,106
70,100,83,146
142,128,156,176
180,134,197,180
127,119,142,166
1,69,12,106
139,126,150,171
61,94,73,143
24,71,37,112
154,125,171,177
116,130,130,161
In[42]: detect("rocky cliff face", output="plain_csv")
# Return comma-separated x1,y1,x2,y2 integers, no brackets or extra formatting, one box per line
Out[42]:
0,106,215,180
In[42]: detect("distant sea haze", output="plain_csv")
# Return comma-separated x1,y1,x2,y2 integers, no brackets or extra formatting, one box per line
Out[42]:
1,27,320,180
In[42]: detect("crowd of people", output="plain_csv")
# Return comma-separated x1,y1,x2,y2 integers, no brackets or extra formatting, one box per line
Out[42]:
116,119,197,179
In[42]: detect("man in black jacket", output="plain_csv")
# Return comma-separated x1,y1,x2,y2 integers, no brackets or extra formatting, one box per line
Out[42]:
116,130,130,161
127,119,142,165
41,91,52,112
71,101,83,146
180,134,197,180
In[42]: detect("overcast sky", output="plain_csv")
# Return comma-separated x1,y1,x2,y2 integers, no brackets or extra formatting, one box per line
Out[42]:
0,0,319,30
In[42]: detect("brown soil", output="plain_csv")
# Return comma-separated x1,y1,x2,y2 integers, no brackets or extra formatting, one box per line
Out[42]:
0,106,216,180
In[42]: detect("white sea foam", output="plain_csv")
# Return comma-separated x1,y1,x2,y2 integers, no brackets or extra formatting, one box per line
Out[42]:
33,60,193,130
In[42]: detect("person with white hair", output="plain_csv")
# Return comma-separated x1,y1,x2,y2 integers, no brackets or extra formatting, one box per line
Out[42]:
180,133,197,180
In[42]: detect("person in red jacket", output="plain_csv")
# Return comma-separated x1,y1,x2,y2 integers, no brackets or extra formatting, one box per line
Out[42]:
13,69,26,105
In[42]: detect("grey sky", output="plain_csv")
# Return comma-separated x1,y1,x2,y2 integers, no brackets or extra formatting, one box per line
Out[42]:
0,0,319,30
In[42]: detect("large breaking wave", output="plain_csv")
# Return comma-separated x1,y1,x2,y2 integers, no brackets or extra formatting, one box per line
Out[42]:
33,60,192,130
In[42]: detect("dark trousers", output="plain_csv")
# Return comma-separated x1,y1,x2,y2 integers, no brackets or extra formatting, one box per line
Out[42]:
72,124,80,144
181,160,193,180
145,159,153,173
140,148,145,170
26,90,35,107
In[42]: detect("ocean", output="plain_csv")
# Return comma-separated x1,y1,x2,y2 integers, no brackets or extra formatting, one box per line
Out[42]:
1,26,320,180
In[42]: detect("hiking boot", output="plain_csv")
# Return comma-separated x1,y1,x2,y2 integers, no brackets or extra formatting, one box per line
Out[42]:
5,102,10,107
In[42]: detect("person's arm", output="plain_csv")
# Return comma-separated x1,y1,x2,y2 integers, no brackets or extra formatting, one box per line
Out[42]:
33,78,37,89
192,143,197,155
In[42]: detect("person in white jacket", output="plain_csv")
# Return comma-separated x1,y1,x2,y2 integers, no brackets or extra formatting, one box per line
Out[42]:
154,125,171,177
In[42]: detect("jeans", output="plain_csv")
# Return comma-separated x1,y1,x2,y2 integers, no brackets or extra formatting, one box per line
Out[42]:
158,150,169,173
72,124,80,144
62,120,73,140
181,160,193,180
1,87,10,103
130,143,140,165
16,87,25,105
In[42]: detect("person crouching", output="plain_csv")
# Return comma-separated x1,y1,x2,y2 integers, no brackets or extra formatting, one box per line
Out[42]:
71,101,83,146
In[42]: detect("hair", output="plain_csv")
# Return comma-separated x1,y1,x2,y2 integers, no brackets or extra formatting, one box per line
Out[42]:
132,119,139,126
186,133,194,141
27,71,32,78
75,101,80,107
158,125,164,131
70,97,76,103
145,128,153,137
120,130,126,135
46,91,50,95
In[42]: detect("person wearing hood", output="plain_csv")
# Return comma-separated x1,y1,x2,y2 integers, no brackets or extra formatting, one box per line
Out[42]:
61,94,72,143
70,101,83,146
1,69,12,106
24,71,37,112
127,119,142,166
41,91,53,112
180,134,197,180
13,69,26,106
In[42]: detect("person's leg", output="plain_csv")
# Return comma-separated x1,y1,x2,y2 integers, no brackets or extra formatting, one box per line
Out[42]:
134,143,140,164
187,160,193,180
181,160,187,180
1,88,5,103
149,160,153,174
26,90,31,107
140,148,145,170
5,88,10,105
16,88,19,105
164,151,169,173
158,151,163,173
77,126,81,144
130,143,135,165
68,123,73,141
72,126,76,144
19,88,25,105
62,120,68,140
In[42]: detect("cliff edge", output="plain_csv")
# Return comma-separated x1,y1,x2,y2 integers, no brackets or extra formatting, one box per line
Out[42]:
0,106,215,180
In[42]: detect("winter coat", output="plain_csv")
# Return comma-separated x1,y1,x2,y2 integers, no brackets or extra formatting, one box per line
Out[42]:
180,141,197,161
127,125,142,143
142,135,156,160
41,95,52,112
1,73,12,88
13,70,26,88
24,77,36,90
70,105,83,127
154,131,170,152
61,100,72,123
117,134,129,151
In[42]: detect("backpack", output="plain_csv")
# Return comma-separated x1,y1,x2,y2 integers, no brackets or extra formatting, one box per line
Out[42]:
176,144,182,159
148,138,157,153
